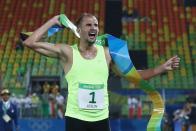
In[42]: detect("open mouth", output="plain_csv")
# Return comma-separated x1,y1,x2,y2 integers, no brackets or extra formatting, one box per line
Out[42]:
88,32,96,39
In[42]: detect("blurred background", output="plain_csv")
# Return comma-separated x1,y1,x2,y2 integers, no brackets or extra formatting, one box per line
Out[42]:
0,0,196,131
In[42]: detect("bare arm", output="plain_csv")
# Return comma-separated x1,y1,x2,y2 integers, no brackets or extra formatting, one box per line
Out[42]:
23,15,68,58
110,55,180,80
104,45,180,80
138,55,180,80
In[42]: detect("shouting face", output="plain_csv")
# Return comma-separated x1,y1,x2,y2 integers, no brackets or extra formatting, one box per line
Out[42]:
78,16,99,44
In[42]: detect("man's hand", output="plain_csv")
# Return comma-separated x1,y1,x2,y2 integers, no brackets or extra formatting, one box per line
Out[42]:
138,55,180,80
162,55,180,71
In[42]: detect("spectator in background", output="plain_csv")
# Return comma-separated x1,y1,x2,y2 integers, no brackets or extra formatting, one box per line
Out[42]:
49,84,65,118
128,96,142,119
31,93,40,117
173,103,192,130
137,97,142,119
49,84,57,118
41,82,50,118
53,84,65,119
0,89,18,131
186,94,196,129
23,93,32,117
128,96,135,118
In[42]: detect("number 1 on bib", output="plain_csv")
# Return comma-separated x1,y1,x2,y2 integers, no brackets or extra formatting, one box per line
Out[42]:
89,92,96,103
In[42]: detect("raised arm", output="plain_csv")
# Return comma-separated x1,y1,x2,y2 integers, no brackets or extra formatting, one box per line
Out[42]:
138,55,180,80
110,54,180,80
23,15,69,59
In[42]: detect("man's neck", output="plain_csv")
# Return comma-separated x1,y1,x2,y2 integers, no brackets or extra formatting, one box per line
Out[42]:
78,41,95,52
78,41,97,59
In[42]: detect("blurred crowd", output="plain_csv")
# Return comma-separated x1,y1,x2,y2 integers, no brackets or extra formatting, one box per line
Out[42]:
9,82,65,119
172,94,196,130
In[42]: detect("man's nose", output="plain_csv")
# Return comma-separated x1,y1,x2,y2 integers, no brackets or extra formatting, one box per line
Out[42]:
90,25,96,30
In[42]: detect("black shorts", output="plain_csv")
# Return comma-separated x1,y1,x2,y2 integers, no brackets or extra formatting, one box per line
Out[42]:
65,116,110,131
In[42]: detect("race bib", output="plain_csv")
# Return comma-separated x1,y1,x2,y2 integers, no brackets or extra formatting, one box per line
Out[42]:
78,83,104,109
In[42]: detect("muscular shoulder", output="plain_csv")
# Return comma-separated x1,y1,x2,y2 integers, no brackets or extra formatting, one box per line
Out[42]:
58,44,72,62
59,44,72,55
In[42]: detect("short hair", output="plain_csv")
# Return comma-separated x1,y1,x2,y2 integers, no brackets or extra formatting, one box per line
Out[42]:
75,13,96,27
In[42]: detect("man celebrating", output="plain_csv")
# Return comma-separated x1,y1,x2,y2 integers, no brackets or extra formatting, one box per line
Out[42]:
23,13,180,131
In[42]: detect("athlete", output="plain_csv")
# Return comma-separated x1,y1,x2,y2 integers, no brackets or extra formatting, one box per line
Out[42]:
23,13,180,131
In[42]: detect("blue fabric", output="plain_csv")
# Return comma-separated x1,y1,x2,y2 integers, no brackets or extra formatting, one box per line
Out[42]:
107,35,134,74
47,25,63,37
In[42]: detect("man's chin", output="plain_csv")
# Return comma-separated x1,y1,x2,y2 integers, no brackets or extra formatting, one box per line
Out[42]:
88,39,96,44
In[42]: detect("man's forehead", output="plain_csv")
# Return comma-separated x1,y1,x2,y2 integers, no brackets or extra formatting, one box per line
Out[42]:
82,16,98,23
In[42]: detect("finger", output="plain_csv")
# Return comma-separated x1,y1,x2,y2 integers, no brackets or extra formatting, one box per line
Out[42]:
167,56,178,62
172,58,180,63
173,63,180,67
172,55,181,61
172,63,180,68
173,60,180,65
172,60,179,64
173,57,180,61
171,55,178,59
173,59,180,62
172,65,179,68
